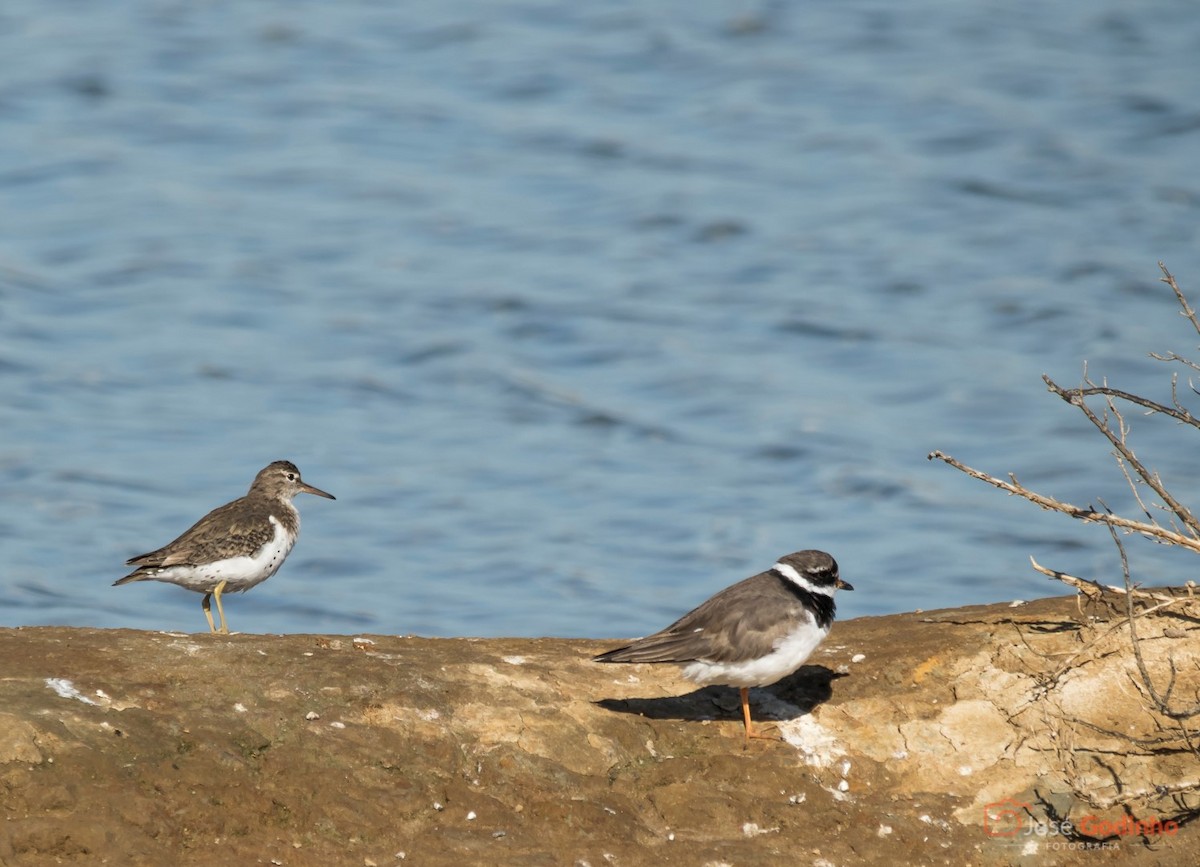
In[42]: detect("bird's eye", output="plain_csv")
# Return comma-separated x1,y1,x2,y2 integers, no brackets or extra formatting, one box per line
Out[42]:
286,473,296,481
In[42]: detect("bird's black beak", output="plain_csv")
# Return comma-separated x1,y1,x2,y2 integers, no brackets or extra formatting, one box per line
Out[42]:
836,578,854,591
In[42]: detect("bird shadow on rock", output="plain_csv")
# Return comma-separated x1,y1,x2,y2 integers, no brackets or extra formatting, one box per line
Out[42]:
595,665,845,724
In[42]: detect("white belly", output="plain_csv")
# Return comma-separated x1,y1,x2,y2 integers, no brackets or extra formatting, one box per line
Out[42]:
681,617,831,688
149,516,296,594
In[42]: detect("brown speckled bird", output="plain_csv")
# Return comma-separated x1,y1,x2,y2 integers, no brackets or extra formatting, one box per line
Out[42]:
114,461,334,634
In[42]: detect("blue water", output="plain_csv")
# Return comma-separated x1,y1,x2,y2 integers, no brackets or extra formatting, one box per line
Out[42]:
2,1,1199,637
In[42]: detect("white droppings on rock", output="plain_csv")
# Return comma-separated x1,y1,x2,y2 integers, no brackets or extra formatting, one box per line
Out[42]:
167,640,204,656
823,785,850,802
1009,600,1026,608
779,714,846,767
433,802,444,811
45,678,97,705
416,708,441,722
788,793,806,805
742,822,778,837
851,653,866,663
502,655,527,665
466,811,477,821
878,824,893,837
305,711,320,721
330,721,346,729
234,703,247,713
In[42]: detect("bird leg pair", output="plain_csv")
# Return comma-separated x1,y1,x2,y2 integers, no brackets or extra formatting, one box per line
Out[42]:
201,580,230,634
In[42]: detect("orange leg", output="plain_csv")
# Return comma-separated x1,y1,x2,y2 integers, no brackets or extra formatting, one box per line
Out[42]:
740,687,781,741
740,687,754,739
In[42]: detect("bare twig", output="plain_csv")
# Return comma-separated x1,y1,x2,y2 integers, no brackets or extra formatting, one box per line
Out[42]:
1060,383,1200,430
933,264,1200,824
926,451,1200,553
1113,526,1200,721
1029,556,1178,605
1150,350,1200,376
1043,375,1200,538
1061,384,1200,431
1160,262,1200,339
1085,779,1200,811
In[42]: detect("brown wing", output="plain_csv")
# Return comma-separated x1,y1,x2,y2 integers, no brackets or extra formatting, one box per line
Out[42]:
594,572,809,666
124,497,275,568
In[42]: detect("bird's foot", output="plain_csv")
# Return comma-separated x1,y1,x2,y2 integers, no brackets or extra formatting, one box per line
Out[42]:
742,722,785,744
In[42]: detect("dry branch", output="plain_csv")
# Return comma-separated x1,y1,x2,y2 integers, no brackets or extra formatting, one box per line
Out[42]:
932,263,1200,823
1027,556,1185,606
925,451,1200,554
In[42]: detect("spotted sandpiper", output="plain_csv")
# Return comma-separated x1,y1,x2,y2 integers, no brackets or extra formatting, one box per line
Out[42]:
594,550,852,740
114,460,335,634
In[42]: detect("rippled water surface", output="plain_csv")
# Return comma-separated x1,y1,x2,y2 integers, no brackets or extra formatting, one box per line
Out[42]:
2,1,1200,636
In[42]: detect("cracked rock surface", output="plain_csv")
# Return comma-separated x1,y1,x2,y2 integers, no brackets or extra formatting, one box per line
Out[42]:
1,594,1197,865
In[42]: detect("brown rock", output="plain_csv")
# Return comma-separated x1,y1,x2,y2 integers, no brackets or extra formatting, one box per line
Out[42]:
1,594,1197,865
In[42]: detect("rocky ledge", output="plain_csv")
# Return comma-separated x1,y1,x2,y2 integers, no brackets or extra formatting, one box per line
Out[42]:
3,593,1199,866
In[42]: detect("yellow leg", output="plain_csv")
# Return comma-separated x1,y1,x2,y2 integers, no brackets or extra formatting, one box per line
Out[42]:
212,580,229,634
201,592,217,633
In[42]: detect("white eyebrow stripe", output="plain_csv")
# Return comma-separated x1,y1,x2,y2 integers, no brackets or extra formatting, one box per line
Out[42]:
773,561,836,597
